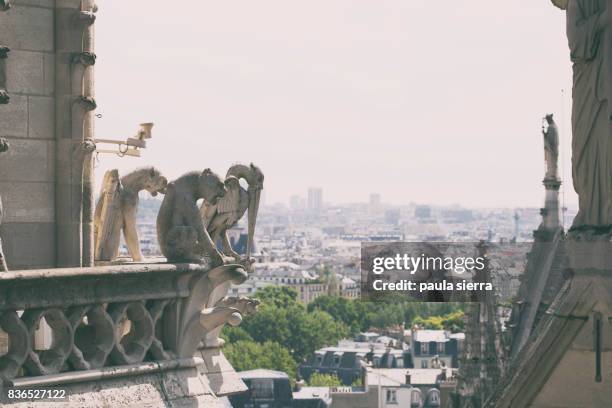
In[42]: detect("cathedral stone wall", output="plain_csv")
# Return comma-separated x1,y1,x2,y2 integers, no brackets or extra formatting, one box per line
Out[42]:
0,0,57,269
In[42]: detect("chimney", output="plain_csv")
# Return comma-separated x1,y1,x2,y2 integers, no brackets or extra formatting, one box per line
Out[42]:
405,371,411,385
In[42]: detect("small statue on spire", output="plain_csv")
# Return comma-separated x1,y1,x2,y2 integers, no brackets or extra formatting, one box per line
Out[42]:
542,114,559,180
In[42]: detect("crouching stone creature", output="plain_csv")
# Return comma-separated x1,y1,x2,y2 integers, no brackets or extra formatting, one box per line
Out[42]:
157,169,229,266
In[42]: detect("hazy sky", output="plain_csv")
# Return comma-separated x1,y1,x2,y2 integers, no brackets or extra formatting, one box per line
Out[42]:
94,1,574,208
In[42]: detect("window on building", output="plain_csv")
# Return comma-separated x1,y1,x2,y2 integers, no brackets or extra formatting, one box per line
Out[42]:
421,360,428,368
333,355,341,366
411,390,422,405
386,389,397,404
420,342,428,355
316,355,323,365
437,342,445,354
428,389,440,404
250,379,274,400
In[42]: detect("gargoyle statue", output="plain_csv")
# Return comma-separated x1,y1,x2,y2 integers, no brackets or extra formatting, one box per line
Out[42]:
94,167,167,262
200,163,264,269
202,296,260,348
157,169,229,266
0,137,8,271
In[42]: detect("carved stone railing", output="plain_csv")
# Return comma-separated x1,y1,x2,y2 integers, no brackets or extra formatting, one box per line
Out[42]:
0,263,249,388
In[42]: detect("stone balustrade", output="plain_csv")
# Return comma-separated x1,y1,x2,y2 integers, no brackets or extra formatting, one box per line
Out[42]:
0,262,250,402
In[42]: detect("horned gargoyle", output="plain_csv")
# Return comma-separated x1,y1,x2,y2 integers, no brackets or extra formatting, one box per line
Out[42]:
0,138,8,272
202,296,260,348
94,167,168,262
157,169,231,266
200,163,264,270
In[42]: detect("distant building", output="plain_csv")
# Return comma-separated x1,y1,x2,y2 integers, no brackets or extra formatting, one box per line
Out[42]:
410,330,463,369
330,367,456,408
415,205,432,220
338,276,359,299
253,262,329,304
230,370,330,408
300,336,410,386
384,209,401,226
442,209,474,223
226,226,254,255
308,188,323,212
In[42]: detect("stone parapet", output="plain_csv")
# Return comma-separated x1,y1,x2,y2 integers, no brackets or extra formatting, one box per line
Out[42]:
0,262,250,406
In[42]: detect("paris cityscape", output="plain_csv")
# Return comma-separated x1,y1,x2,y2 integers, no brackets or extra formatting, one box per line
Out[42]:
1,0,611,407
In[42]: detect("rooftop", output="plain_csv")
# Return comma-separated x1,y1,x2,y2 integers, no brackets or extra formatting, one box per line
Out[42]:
237,369,290,380
413,330,450,343
293,387,331,403
366,368,453,387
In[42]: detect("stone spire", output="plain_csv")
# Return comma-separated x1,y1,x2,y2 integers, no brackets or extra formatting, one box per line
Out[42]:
506,115,568,359
540,114,561,230
453,242,506,408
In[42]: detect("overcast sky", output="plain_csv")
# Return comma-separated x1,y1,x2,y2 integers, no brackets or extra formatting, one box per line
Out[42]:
94,0,574,208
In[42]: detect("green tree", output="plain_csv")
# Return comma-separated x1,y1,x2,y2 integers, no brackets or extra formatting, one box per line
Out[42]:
308,373,343,387
224,340,297,379
412,310,465,332
287,309,349,361
221,326,253,343
308,296,362,334
254,286,300,309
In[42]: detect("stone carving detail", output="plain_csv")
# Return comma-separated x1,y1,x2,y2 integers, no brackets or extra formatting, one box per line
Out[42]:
94,167,167,262
0,171,258,382
201,163,264,268
0,280,220,379
173,264,249,358
203,296,260,348
0,138,8,272
67,305,115,370
157,169,228,266
22,309,73,376
0,46,8,104
559,0,612,230
108,302,154,365
71,51,97,67
0,311,29,378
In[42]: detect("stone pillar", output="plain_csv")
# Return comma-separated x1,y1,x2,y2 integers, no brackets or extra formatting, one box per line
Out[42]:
54,0,96,267
541,177,561,229
0,0,58,269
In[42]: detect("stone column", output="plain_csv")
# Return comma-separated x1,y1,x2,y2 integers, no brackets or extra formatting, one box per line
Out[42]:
54,0,96,267
541,177,561,229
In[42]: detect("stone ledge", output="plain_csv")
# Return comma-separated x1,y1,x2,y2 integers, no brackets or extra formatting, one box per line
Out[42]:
0,358,236,407
0,263,205,309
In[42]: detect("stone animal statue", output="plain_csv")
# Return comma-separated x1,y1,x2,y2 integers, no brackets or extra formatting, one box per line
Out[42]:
94,167,167,262
157,169,229,266
0,137,8,271
200,163,264,268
